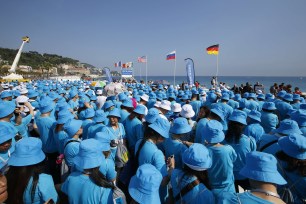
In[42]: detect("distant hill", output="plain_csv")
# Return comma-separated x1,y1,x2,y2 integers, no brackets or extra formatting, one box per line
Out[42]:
0,47,95,69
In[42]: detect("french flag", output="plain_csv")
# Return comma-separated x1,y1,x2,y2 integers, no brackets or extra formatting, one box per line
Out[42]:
166,51,176,60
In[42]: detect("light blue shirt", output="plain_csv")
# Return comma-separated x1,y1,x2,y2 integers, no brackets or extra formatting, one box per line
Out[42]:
99,157,116,181
61,171,113,204
134,140,168,177
218,191,274,204
171,169,215,204
53,129,69,154
23,174,58,204
195,118,209,143
35,116,58,153
257,134,280,155
224,135,256,180
124,117,143,152
63,139,80,167
82,119,94,140
207,145,237,197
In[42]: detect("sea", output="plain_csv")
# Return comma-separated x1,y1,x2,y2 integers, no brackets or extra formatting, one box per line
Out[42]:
132,76,306,93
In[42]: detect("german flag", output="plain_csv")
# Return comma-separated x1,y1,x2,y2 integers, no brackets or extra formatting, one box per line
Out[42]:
206,44,219,55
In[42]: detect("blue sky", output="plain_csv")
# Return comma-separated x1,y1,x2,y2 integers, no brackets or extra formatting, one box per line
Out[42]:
0,0,306,76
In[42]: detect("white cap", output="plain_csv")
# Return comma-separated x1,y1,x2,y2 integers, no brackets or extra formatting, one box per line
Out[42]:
180,104,195,118
96,90,103,95
256,90,263,94
160,100,171,111
154,101,161,108
20,88,28,94
15,96,29,107
85,85,90,89
140,94,149,102
171,103,182,113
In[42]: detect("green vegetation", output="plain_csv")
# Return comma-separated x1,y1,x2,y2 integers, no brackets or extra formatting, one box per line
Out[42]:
0,47,94,69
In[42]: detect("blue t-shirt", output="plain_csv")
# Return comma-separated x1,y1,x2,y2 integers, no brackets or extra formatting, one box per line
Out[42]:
189,100,202,120
119,109,130,124
207,145,237,197
195,118,209,143
160,138,187,170
134,140,168,177
224,135,256,180
63,139,81,167
124,117,143,152
35,116,58,153
54,129,69,154
277,161,306,203
82,119,95,140
218,191,275,204
61,171,113,204
23,173,58,204
171,169,215,204
257,134,280,155
99,157,116,181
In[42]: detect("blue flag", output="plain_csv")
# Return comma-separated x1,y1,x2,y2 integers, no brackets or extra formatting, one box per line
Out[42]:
103,67,113,82
185,58,195,86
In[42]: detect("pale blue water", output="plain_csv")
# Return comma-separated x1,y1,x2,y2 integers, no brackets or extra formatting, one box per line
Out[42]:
138,76,306,92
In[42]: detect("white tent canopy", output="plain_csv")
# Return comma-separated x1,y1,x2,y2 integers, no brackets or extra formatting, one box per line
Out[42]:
2,73,24,80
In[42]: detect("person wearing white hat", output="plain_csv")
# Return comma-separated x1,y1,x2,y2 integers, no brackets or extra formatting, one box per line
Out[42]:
138,94,149,116
180,104,197,140
158,100,171,121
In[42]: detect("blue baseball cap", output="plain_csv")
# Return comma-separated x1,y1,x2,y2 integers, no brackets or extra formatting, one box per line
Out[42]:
8,137,46,166
63,119,83,138
275,119,302,135
278,134,306,160
262,102,276,110
248,93,257,99
145,108,160,124
170,117,192,134
293,94,301,101
203,120,225,143
182,144,212,171
248,110,261,122
73,139,105,170
0,101,15,118
57,109,74,124
149,117,170,138
229,110,247,125
239,151,287,185
93,110,106,123
107,108,121,118
133,105,146,115
239,98,249,109
234,94,242,101
94,130,116,151
257,94,265,100
129,164,162,204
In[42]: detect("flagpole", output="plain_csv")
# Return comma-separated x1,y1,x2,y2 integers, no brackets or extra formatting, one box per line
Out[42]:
146,55,148,84
174,50,176,86
140,62,142,82
215,54,219,87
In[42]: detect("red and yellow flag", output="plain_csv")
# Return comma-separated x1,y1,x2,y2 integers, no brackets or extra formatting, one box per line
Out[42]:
206,44,219,55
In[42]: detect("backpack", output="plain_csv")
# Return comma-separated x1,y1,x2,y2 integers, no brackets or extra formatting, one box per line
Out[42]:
115,139,129,168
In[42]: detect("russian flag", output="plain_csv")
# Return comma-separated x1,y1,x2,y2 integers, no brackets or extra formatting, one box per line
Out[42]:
166,51,176,60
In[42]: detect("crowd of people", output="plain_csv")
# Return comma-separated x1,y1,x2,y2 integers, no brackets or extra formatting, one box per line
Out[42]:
0,79,305,204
